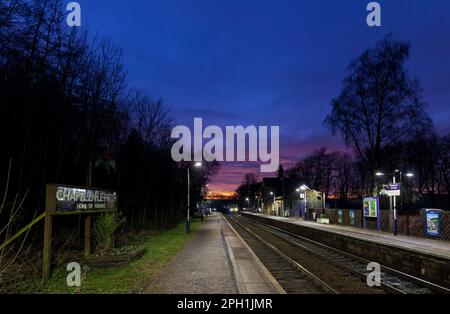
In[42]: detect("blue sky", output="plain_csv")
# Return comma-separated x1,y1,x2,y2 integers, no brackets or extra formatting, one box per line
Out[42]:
78,0,450,192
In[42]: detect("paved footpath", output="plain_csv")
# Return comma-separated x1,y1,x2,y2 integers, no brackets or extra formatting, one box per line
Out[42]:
144,213,284,294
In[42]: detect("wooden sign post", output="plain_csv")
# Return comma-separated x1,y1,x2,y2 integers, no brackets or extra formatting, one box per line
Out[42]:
42,185,56,282
84,215,91,257
42,184,118,282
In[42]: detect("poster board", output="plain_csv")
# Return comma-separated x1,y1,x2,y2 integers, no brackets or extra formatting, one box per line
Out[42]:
338,210,344,224
363,197,379,218
363,197,380,231
349,209,356,225
425,209,441,237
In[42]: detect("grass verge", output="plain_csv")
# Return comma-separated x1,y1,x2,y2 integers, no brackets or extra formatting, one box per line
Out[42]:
18,219,203,294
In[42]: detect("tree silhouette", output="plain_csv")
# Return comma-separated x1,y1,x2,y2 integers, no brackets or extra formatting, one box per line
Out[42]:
325,35,432,189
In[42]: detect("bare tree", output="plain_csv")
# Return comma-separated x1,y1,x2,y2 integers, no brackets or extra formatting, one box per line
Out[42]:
440,135,450,200
288,148,336,197
236,173,261,207
325,35,432,190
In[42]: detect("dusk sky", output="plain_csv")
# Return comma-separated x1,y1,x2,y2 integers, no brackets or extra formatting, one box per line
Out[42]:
80,0,450,193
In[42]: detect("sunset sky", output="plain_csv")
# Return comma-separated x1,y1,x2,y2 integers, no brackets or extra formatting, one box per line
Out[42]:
80,0,450,194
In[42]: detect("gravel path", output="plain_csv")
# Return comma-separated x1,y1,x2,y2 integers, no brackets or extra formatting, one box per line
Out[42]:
144,214,238,294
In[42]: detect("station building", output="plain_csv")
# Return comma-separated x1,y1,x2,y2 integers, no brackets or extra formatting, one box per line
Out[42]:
260,177,324,218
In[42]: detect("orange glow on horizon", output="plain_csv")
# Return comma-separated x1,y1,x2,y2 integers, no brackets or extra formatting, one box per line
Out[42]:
206,191,237,200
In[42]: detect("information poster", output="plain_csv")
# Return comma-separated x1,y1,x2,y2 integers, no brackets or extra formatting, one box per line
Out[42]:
425,210,441,237
363,197,379,218
338,210,344,224
349,209,356,225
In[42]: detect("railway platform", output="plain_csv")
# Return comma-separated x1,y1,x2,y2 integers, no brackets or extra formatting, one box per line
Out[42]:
144,213,284,294
241,212,450,288
244,213,450,259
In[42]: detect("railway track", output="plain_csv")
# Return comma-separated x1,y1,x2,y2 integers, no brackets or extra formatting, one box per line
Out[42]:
226,215,379,294
226,215,336,294
227,214,450,294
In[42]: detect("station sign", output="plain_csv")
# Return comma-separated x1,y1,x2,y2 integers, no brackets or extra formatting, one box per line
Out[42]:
363,197,379,218
46,184,118,215
42,184,118,282
386,183,401,197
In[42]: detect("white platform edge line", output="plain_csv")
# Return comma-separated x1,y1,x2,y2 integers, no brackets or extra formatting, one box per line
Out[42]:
221,213,287,294
221,227,247,294
245,213,450,261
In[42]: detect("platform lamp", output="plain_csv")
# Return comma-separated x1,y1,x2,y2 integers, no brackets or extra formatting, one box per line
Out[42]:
376,170,414,236
187,161,202,234
270,192,276,215
299,185,309,221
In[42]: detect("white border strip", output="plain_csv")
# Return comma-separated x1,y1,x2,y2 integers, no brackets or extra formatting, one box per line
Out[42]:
221,213,286,294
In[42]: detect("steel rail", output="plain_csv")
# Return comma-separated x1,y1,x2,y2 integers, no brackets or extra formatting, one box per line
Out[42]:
227,215,340,294
238,214,450,294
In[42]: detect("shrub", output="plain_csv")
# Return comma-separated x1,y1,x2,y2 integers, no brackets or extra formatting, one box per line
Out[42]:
93,211,124,255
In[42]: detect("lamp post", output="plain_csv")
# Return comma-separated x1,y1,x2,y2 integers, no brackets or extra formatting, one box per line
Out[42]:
187,161,202,235
392,173,398,236
256,195,261,212
376,170,414,236
270,192,275,216
297,184,324,220
300,185,309,221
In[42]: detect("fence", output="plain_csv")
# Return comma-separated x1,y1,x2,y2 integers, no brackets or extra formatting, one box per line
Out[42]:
307,208,450,241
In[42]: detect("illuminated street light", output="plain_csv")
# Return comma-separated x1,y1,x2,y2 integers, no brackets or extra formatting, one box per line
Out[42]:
269,192,276,215
297,185,311,220
375,170,415,236
187,162,202,234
